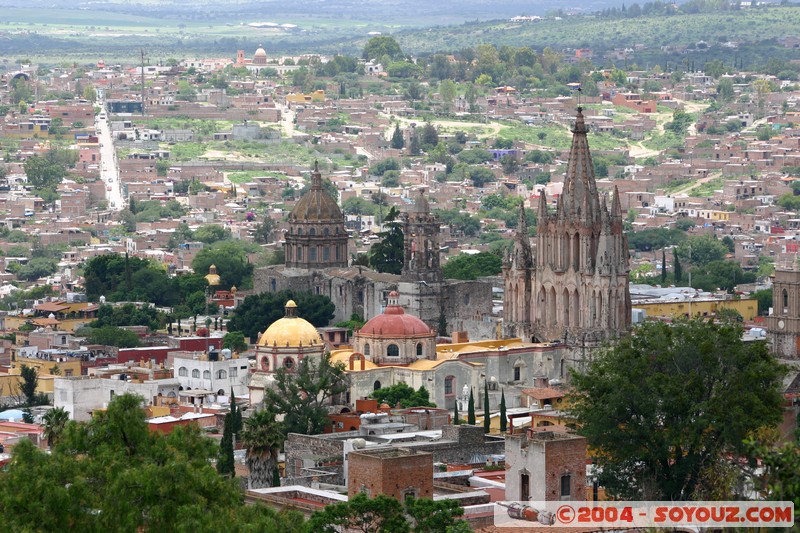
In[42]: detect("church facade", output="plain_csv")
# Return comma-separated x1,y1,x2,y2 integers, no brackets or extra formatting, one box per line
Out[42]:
253,168,496,340
503,108,631,346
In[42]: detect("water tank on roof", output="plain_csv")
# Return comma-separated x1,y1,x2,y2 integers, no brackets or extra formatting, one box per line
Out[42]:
221,349,232,359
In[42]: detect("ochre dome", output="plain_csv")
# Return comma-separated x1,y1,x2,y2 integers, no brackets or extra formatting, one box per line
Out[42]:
289,163,342,223
254,46,267,57
257,301,321,347
359,296,432,337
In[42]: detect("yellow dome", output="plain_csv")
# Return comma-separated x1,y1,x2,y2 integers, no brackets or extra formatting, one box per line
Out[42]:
257,300,321,347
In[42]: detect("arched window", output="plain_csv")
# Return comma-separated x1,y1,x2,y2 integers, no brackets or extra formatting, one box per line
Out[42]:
363,343,370,356
309,247,317,261
191,369,200,378
217,389,225,396
323,247,330,261
416,343,423,357
444,376,455,396
323,227,329,236
309,228,316,236
202,370,210,379
229,367,238,377
387,344,399,357
297,247,303,260
178,367,188,377
297,228,303,235
373,380,382,391
216,369,227,379
261,357,270,371
283,357,295,370
783,289,789,313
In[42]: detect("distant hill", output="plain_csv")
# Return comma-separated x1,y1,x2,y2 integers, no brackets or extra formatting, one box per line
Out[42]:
388,6,800,55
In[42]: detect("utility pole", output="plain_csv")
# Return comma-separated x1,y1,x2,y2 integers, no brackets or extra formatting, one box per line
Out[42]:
140,48,146,117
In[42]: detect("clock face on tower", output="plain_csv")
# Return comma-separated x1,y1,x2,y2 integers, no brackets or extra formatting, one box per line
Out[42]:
778,320,785,330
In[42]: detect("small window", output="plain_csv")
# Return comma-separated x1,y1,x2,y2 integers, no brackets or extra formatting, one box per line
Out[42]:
323,227,329,236
191,369,200,378
283,358,294,369
203,370,211,380
373,380,382,391
230,367,238,377
387,344,399,357
416,343,423,357
309,228,316,236
444,376,454,396
514,366,521,381
309,247,317,261
560,474,571,497
364,343,370,356
178,367,188,377
216,369,227,379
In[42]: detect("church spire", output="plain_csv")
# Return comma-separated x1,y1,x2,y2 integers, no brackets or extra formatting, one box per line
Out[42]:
537,190,548,220
561,107,601,225
311,160,322,190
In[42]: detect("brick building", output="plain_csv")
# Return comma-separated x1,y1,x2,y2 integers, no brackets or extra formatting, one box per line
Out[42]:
348,448,433,500
505,430,588,502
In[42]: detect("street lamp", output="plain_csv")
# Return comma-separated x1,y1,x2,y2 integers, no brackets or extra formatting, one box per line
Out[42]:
204,265,221,355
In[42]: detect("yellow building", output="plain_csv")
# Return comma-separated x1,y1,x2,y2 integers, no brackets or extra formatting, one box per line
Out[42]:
285,90,325,104
634,297,757,321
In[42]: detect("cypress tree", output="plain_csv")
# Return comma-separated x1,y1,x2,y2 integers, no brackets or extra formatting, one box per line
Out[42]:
390,124,404,150
499,389,507,433
483,381,490,434
272,465,281,487
467,388,476,425
453,401,460,425
217,413,235,477
674,249,682,283
661,249,667,283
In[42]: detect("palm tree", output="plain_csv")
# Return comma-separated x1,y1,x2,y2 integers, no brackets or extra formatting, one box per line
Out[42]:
240,408,284,489
42,407,69,447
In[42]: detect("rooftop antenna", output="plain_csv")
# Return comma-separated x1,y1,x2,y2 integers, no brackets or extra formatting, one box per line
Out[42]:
140,48,146,117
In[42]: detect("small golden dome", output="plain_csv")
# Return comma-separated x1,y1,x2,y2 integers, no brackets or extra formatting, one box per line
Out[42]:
257,300,321,348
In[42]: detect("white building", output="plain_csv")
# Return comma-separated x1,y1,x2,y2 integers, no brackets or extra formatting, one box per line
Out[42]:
174,351,250,398
55,373,180,422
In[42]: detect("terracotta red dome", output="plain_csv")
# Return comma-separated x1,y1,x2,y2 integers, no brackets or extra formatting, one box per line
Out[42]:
359,292,432,337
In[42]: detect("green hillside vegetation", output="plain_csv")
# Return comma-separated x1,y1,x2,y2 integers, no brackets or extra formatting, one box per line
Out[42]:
393,7,800,60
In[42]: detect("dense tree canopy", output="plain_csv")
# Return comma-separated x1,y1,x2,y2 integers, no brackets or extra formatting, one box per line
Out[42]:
191,241,255,290
265,355,347,436
0,393,305,532
369,207,404,275
226,291,335,342
442,252,502,280
371,382,436,408
570,318,784,500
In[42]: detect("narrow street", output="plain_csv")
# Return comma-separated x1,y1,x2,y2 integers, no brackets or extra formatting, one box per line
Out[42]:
95,95,124,211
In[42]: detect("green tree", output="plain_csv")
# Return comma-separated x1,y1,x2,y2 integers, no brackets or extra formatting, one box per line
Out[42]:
23,149,77,191
193,224,231,244
661,249,667,284
678,234,729,266
222,331,248,353
307,493,408,533
499,389,507,433
467,388,476,425
674,249,683,283
753,288,773,316
483,381,490,434
19,365,38,405
442,252,502,280
0,393,305,532
227,291,335,343
369,207,404,274
406,496,466,533
371,382,436,408
570,317,784,500
241,408,284,489
42,407,69,448
265,355,347,436
363,36,404,62
79,325,142,348
191,241,255,290
217,409,235,477
391,124,405,150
